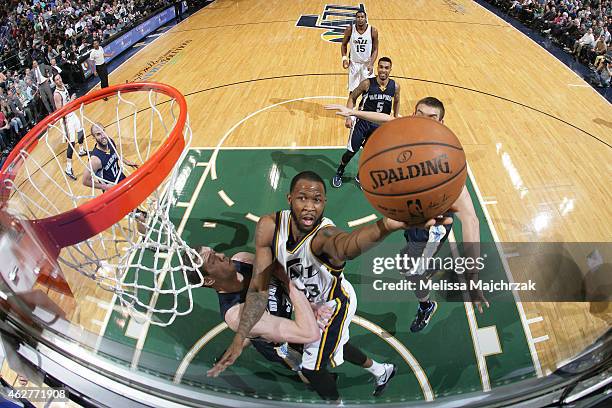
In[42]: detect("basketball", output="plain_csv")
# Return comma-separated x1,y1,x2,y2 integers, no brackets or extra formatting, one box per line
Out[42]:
358,116,467,225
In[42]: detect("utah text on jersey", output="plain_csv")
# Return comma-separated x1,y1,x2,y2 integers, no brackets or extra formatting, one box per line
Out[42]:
296,3,366,43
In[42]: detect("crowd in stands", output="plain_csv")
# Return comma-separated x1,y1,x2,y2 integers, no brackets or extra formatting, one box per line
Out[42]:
0,0,175,155
485,1,612,88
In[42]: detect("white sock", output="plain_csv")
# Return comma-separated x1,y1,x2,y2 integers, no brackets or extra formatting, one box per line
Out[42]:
365,360,385,377
66,160,72,172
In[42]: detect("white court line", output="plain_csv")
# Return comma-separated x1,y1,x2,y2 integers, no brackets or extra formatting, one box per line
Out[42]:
448,230,491,391
175,202,190,207
467,164,543,377
202,222,216,228
527,316,544,324
174,322,228,383
245,213,260,222
567,84,591,88
209,96,345,180
95,4,209,345
347,214,377,227
131,163,213,368
482,200,498,205
533,335,550,343
503,252,520,258
195,162,209,167
173,316,435,401
217,190,234,206
471,1,611,107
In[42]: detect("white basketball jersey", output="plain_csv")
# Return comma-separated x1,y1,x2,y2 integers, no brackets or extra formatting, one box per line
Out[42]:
273,210,346,304
350,24,372,64
55,87,77,120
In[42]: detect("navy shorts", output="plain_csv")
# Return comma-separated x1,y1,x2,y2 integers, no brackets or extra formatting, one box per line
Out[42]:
347,118,379,152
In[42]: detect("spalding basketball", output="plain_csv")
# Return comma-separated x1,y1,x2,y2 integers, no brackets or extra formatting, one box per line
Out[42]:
358,116,467,225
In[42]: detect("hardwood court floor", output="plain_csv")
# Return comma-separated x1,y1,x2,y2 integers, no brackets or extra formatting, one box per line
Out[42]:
3,0,610,399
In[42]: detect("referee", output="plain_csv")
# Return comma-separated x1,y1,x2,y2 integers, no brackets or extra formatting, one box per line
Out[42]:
89,40,113,98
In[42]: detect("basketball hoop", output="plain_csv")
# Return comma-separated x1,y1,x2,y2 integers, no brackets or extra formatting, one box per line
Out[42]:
0,82,204,326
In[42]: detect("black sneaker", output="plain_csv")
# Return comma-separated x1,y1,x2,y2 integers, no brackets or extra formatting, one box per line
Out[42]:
410,301,437,332
373,363,397,397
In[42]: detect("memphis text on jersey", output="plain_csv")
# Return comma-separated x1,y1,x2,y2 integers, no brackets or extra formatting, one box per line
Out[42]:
369,153,451,190
373,279,537,292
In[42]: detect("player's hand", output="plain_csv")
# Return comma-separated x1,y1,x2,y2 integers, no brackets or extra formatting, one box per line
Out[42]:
344,116,353,129
324,104,355,118
311,303,334,330
367,64,374,75
342,59,349,69
207,334,245,377
467,273,490,313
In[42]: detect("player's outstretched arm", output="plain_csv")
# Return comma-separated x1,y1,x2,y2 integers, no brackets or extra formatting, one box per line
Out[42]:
312,218,408,263
207,215,275,377
324,104,394,124
226,281,323,344
452,186,489,313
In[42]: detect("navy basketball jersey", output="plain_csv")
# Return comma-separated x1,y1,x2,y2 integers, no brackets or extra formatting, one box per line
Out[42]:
91,139,125,184
359,78,396,114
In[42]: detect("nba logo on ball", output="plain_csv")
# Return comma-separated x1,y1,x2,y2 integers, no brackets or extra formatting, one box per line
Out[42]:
358,117,467,225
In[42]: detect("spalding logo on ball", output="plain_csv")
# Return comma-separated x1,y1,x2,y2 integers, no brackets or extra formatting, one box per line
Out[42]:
358,116,467,225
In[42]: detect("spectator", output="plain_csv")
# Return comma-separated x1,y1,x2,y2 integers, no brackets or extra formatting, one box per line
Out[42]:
573,27,596,59
593,58,612,87
31,60,55,114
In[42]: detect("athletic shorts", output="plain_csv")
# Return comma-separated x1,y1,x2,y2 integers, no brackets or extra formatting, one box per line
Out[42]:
62,113,83,144
348,61,374,92
347,118,379,153
302,278,357,370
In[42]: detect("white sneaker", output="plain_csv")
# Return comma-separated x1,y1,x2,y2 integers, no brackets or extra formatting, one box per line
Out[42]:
373,363,397,396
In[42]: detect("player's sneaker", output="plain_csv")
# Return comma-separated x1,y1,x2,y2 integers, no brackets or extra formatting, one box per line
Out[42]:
65,169,77,180
373,363,397,396
78,147,87,157
331,173,343,188
410,301,437,332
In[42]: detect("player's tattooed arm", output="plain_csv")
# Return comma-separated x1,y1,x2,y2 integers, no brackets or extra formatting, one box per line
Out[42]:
236,215,275,337
312,218,408,263
207,215,275,377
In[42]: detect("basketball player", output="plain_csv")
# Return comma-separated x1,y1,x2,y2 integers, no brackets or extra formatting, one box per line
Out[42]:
53,74,86,180
341,10,379,92
325,98,489,331
82,122,137,191
209,171,417,400
186,246,332,377
332,57,400,188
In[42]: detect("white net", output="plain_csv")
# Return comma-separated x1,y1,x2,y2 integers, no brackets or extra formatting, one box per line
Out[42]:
1,85,204,326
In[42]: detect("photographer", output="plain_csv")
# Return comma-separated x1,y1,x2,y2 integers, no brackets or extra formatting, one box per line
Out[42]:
593,57,612,87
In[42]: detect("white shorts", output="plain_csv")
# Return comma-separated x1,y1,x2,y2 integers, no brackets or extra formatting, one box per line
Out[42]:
348,61,374,92
301,278,357,370
62,114,83,143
